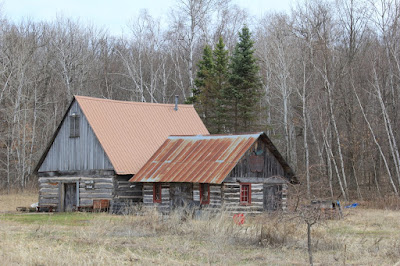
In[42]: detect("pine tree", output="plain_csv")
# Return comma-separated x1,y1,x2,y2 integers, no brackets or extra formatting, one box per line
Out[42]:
189,45,216,131
225,26,263,133
213,37,229,133
190,40,231,133
188,45,214,103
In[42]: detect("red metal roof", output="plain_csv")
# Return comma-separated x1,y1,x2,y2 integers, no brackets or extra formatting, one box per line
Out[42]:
75,96,209,175
129,133,262,184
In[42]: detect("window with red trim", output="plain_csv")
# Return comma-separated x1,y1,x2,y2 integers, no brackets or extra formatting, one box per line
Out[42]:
153,183,162,203
200,183,210,205
240,183,251,205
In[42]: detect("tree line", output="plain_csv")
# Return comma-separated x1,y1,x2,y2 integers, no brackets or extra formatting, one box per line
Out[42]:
0,0,400,202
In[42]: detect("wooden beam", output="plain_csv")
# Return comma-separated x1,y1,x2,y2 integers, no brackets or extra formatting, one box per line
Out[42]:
231,177,288,184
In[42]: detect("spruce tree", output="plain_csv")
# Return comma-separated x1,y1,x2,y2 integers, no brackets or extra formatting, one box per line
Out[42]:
213,37,229,133
190,45,216,131
226,26,263,133
190,40,230,133
188,45,214,103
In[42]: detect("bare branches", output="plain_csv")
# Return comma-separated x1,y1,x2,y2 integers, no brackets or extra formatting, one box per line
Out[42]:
0,0,400,199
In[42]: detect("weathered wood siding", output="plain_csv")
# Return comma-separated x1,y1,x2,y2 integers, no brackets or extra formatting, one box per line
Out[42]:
111,175,143,214
170,183,193,208
39,176,114,210
39,101,113,172
281,184,288,210
222,182,264,214
143,183,171,214
221,139,289,214
193,183,200,202
139,181,287,215
209,185,222,208
192,184,222,209
226,139,285,180
114,175,142,201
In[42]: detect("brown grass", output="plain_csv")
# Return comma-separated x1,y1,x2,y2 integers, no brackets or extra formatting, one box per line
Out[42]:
357,195,400,210
1,194,400,265
0,189,38,212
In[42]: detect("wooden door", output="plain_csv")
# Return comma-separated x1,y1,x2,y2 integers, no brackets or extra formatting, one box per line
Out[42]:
263,184,282,211
64,183,77,212
170,183,193,209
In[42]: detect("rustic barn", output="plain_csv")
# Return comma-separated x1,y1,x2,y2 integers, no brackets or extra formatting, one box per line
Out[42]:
129,133,297,214
34,95,209,212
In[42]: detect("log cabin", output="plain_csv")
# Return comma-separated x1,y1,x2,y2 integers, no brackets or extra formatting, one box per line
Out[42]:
129,133,297,214
34,95,209,212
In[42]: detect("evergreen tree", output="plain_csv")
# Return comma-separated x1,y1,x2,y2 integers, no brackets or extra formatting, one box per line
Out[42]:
188,45,214,104
190,40,230,133
225,26,263,133
213,37,230,133
189,45,216,131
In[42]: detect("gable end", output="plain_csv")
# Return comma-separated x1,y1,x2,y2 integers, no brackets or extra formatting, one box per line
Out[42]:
225,133,297,183
35,98,113,173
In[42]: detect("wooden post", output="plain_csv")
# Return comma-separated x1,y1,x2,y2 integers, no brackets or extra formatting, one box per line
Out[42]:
76,181,80,208
58,182,64,212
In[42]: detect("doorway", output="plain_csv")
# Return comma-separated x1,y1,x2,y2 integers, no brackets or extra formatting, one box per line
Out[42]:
263,184,282,211
63,183,77,212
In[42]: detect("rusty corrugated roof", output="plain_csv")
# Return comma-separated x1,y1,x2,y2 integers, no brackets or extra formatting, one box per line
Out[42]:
129,133,262,184
75,96,209,175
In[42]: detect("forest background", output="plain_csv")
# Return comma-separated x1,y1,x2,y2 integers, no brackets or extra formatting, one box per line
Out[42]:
1,0,400,202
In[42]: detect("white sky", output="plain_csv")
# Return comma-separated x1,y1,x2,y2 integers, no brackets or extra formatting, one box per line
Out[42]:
1,0,294,36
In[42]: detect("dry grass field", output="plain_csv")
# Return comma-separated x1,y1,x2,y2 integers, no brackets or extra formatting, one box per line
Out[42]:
0,190,39,212
1,192,400,265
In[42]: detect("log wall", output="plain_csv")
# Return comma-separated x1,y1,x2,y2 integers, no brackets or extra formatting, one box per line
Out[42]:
141,183,221,213
138,181,288,215
143,183,171,214
114,175,141,200
38,175,114,211
221,137,291,214
222,181,288,214
193,183,200,202
222,182,263,214
209,185,222,208
281,184,288,211
111,175,143,214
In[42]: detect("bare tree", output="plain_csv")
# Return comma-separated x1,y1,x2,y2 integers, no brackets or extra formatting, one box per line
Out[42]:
169,0,229,100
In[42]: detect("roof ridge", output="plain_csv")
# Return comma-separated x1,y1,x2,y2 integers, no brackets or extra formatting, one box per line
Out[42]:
168,132,263,138
74,95,194,108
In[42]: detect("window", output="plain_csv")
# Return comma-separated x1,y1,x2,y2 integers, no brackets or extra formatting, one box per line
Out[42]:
153,183,162,203
240,183,251,205
69,113,80,138
200,183,210,205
